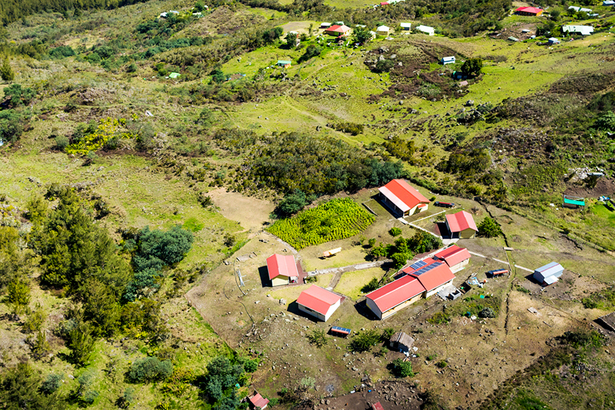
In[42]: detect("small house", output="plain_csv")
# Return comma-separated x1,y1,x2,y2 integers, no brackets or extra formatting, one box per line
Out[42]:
325,25,351,37
277,60,292,68
445,211,478,239
433,245,471,273
400,22,412,31
376,25,391,36
249,392,269,409
515,6,543,16
378,179,430,217
297,286,342,321
389,332,414,352
321,22,332,28
563,195,585,208
416,25,435,36
533,262,564,286
562,25,594,36
266,254,299,286
441,56,456,65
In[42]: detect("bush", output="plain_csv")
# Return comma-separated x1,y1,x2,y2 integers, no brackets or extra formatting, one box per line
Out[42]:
350,330,380,352
55,135,69,151
581,298,598,309
307,329,328,348
477,217,503,238
298,44,321,63
478,307,496,318
427,311,450,325
435,360,447,369
40,373,62,395
389,227,402,237
128,357,173,383
361,277,380,293
390,358,414,377
0,110,24,143
381,328,395,341
4,84,36,106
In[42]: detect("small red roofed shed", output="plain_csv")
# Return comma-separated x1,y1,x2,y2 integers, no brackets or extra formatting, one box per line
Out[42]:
515,6,543,16
267,254,299,287
378,179,430,217
372,402,385,410
366,275,426,320
325,24,351,36
297,286,342,321
433,245,471,272
445,211,478,239
249,393,269,409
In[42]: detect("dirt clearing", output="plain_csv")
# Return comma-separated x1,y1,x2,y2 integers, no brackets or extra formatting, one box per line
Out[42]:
208,188,274,233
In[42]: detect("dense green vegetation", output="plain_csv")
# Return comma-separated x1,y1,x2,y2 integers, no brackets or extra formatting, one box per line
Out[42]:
268,198,374,249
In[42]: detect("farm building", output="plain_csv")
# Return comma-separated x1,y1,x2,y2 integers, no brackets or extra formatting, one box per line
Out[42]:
533,262,564,286
277,60,292,68
389,332,414,352
562,25,594,35
401,259,456,298
266,254,299,287
372,403,385,410
366,275,426,320
400,22,412,30
378,179,430,217
445,211,478,239
563,195,585,208
433,245,471,272
297,285,342,321
249,392,269,409
548,37,561,45
325,24,351,37
416,25,435,35
320,22,332,28
604,1,615,6
515,6,543,16
441,56,456,65
376,25,391,36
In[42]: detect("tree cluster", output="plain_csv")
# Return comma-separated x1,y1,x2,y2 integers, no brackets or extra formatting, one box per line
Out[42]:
370,231,443,268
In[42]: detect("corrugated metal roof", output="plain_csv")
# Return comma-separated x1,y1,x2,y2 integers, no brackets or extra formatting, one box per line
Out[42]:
379,179,429,212
564,197,585,206
297,286,341,316
446,211,478,233
267,254,298,280
366,275,426,313
534,262,563,277
543,275,559,285
516,6,542,13
434,245,471,267
250,393,270,408
403,259,455,292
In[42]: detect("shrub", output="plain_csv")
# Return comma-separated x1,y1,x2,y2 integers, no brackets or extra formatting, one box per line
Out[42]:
40,373,63,395
436,360,448,368
55,135,69,151
307,329,328,348
427,311,450,325
0,110,24,143
478,307,496,318
390,358,414,377
389,227,402,237
298,44,321,62
4,84,36,106
128,357,173,383
581,298,598,309
361,278,379,293
477,217,502,238
381,328,395,341
350,330,380,352
0,57,14,82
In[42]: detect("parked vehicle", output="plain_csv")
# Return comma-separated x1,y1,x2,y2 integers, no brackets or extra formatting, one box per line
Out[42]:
434,201,455,208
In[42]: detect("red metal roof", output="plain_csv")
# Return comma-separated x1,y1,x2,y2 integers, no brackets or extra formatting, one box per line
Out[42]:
366,275,426,313
445,211,478,233
297,286,342,316
433,245,471,267
379,179,429,212
249,393,269,408
403,259,455,292
326,24,350,33
515,6,542,14
380,1,389,5
372,403,385,410
266,254,299,280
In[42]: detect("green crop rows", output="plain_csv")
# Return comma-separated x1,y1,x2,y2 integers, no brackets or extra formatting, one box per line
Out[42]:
268,198,375,249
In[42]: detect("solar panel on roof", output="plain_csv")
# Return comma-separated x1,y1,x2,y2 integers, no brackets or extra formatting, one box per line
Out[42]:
413,261,442,276
409,260,427,270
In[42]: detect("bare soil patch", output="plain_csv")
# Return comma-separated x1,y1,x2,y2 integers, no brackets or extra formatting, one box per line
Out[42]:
208,188,274,233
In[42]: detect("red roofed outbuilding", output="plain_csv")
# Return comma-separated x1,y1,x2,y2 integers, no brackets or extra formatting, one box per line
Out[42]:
249,392,269,409
267,254,299,287
325,24,351,36
378,179,430,217
366,275,426,319
372,402,385,410
515,6,543,16
445,211,478,239
433,245,471,273
297,285,342,321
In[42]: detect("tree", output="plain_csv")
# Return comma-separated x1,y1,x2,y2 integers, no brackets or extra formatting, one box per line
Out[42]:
68,321,95,366
6,278,30,317
4,84,36,106
353,25,372,44
127,357,173,383
307,329,328,347
361,277,379,293
276,189,308,216
0,57,14,82
390,358,414,377
298,44,321,63
595,111,615,132
461,58,483,78
349,330,380,352
23,305,47,333
285,32,297,48
27,331,51,360
389,227,402,237
391,252,410,269
0,363,67,409
0,110,24,143
477,216,502,238
40,374,63,395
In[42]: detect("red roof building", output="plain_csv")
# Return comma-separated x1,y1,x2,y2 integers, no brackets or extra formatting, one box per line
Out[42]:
267,254,299,286
378,179,430,217
366,275,426,319
515,6,543,16
249,392,269,409
372,403,385,410
297,286,342,321
325,24,351,36
402,259,456,297
433,245,471,272
445,211,478,239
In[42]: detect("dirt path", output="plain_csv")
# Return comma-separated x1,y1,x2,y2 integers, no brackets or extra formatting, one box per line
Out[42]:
307,260,388,276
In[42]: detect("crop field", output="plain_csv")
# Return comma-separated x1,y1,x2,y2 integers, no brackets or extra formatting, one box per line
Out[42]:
267,198,375,249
